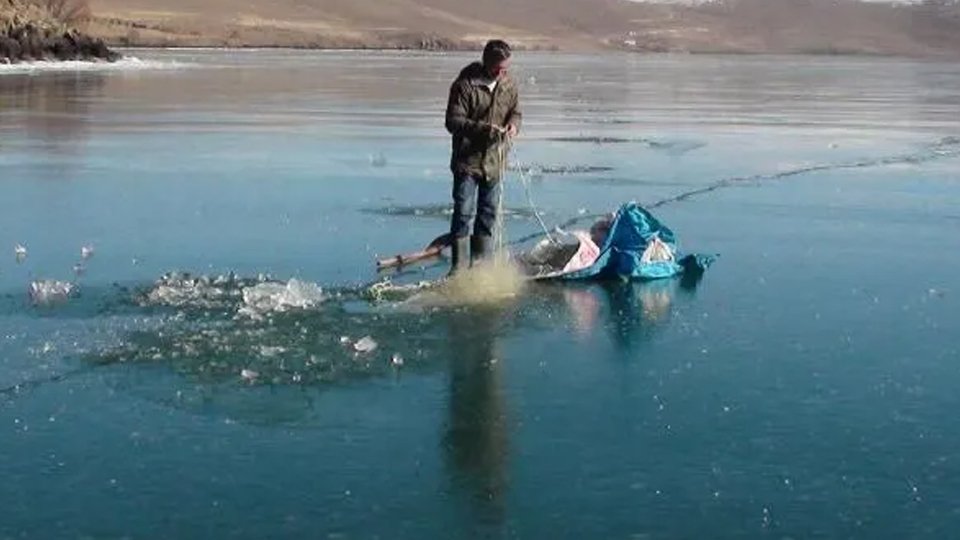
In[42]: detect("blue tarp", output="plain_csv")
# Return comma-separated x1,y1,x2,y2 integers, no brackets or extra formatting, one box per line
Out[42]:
561,202,715,281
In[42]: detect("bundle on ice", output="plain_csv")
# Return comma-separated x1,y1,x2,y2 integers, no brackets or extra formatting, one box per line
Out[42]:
519,202,714,281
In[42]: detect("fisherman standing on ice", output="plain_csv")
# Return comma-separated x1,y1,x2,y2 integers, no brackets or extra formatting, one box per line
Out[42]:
445,39,522,276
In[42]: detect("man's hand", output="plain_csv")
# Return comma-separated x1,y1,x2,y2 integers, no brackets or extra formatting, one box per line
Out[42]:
486,124,517,140
486,123,507,139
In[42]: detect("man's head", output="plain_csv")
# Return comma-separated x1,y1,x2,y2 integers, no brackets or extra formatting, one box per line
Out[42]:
482,39,512,80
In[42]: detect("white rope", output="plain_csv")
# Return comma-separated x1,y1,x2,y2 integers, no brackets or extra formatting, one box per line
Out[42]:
496,132,556,249
496,141,507,261
512,151,557,244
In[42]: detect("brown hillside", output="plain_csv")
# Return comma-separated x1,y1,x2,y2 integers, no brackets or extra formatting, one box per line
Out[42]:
83,0,960,56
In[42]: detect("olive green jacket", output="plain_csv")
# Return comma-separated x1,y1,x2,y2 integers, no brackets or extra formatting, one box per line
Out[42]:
445,62,522,182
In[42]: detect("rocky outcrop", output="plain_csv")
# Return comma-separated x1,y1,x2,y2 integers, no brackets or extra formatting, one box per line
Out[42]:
1,1,120,63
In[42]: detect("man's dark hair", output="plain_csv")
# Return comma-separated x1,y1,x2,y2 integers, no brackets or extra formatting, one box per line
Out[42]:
482,39,512,67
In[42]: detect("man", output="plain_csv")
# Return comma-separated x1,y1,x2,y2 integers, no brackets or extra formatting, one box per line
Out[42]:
445,39,522,275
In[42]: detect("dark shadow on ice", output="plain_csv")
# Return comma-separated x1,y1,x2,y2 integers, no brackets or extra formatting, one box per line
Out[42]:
442,307,510,529
361,203,543,221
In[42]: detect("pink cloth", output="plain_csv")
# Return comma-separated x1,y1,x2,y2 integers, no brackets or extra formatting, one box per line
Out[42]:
561,231,601,274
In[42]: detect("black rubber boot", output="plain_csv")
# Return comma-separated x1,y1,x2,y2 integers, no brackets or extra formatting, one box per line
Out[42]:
448,236,470,277
470,235,494,266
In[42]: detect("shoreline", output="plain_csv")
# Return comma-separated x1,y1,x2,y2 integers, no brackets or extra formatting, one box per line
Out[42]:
111,44,959,62
2,44,955,70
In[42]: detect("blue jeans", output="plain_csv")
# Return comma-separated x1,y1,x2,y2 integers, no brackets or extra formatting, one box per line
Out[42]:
450,173,501,239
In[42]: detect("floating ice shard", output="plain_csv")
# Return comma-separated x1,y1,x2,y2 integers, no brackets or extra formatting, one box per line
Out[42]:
239,279,324,317
353,336,378,354
29,280,75,305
